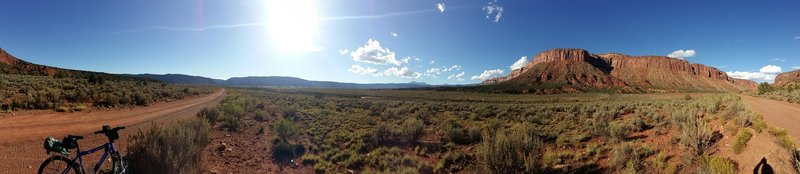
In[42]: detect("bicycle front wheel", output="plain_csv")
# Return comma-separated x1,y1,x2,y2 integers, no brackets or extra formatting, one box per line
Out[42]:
111,152,126,174
37,155,80,174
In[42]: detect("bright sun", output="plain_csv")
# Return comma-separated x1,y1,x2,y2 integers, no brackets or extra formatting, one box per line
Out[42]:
267,0,320,52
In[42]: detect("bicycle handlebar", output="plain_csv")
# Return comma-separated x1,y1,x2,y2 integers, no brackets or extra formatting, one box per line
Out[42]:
94,126,125,134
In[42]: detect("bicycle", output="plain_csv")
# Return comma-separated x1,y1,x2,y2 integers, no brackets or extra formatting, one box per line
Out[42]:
37,125,127,174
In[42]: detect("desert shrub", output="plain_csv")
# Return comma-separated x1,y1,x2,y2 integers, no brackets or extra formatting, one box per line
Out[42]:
650,152,668,170
732,129,753,154
436,150,468,173
254,110,269,122
127,117,211,174
769,127,796,150
677,112,716,156
400,117,425,144
55,106,70,112
72,104,86,111
364,147,428,173
196,107,220,124
610,142,656,171
220,116,241,132
371,123,394,145
476,124,544,174
696,156,736,174
274,118,299,142
272,138,306,162
221,102,245,118
758,82,774,94
132,92,151,106
441,120,478,145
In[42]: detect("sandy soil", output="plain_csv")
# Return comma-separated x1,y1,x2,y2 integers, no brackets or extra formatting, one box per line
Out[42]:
0,89,226,173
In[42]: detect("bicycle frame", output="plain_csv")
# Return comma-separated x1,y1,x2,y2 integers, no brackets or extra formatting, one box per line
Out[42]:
58,142,118,174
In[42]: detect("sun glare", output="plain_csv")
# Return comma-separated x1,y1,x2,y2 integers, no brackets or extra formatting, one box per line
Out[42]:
267,0,320,52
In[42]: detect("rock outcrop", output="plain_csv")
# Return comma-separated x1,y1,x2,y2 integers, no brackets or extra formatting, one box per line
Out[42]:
774,70,800,89
483,48,757,93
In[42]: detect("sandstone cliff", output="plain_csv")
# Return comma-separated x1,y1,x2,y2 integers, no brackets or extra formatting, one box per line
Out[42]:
774,70,800,89
483,48,756,93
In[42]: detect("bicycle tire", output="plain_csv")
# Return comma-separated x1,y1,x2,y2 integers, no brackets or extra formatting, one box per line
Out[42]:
111,152,127,174
37,155,81,174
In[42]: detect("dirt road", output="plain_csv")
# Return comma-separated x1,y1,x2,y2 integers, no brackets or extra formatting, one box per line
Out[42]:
741,95,800,138
734,95,800,173
0,89,226,173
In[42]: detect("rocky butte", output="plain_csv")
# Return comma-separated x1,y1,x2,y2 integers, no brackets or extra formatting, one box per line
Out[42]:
482,48,757,94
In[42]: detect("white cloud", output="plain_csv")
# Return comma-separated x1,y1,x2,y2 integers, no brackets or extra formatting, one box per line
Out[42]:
510,56,528,70
427,65,462,77
666,49,696,59
727,65,783,82
338,49,349,55
447,65,462,71
384,67,422,79
436,3,446,13
390,32,399,38
483,2,504,23
430,60,435,64
426,68,442,75
769,58,787,62
400,56,410,64
350,39,402,65
471,69,505,81
348,65,380,76
793,66,800,70
448,72,465,81
760,65,783,74
795,36,800,40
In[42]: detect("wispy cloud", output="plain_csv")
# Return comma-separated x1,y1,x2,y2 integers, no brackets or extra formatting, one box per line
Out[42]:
483,1,504,23
769,58,787,62
795,36,800,40
448,72,465,81
390,32,399,38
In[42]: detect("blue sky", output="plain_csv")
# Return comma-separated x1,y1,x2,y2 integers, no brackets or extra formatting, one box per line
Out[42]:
0,0,799,84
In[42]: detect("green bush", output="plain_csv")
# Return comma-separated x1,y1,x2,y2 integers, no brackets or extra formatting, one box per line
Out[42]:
476,124,544,174
127,117,211,174
371,123,394,145
274,118,299,142
196,107,220,124
696,156,736,174
732,129,753,154
220,116,241,132
678,113,716,156
400,117,425,144
758,82,774,94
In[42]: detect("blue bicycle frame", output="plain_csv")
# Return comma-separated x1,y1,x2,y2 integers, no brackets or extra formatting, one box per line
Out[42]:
59,142,118,174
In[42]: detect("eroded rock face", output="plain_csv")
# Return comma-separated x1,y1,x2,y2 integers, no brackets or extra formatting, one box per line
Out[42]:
484,48,757,92
0,48,21,65
775,70,800,88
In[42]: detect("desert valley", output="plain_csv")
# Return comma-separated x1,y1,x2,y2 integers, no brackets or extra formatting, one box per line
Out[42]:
2,1,800,174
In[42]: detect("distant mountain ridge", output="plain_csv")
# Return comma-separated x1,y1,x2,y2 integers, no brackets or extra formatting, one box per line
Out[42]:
126,74,433,89
477,48,757,94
